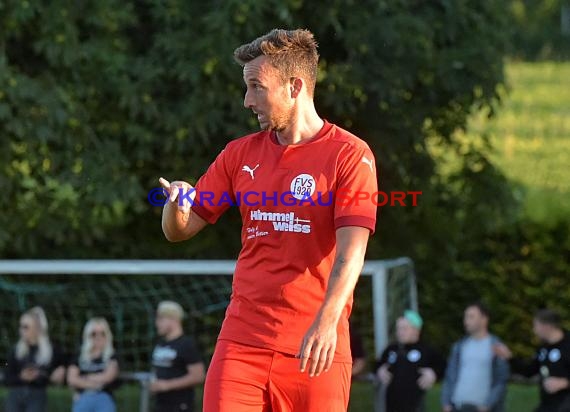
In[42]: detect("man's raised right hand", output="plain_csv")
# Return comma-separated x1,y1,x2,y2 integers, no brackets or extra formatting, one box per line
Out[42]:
159,177,195,214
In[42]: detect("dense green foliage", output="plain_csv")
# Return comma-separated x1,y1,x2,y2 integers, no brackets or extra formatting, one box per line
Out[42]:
1,0,568,359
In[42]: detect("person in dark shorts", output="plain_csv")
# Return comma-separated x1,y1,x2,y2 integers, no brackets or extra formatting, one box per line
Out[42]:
4,307,66,412
495,309,570,412
150,301,206,412
67,317,120,412
376,310,445,412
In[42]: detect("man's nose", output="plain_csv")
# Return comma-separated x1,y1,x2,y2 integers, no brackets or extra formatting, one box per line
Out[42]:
244,89,254,109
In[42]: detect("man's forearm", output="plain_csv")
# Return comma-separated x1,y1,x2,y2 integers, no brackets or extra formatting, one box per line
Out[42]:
317,226,369,324
318,252,364,324
163,373,204,391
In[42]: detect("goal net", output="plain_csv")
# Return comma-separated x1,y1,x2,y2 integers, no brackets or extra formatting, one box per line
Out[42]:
0,259,416,412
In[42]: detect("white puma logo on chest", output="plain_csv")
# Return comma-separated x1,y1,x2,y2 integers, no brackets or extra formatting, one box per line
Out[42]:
242,164,260,179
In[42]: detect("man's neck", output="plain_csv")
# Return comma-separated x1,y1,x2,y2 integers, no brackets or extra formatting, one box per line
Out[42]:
275,104,323,145
165,329,183,341
471,329,489,340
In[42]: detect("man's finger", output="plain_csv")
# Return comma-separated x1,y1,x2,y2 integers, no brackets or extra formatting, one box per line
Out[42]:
323,345,335,373
299,339,313,372
314,345,329,376
159,177,171,190
169,185,180,202
179,200,191,214
309,343,324,376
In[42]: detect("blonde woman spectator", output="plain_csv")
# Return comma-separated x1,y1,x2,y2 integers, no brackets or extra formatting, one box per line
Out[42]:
67,318,120,412
4,306,66,412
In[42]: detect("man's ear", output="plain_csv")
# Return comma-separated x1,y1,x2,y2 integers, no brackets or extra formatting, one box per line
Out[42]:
290,77,303,98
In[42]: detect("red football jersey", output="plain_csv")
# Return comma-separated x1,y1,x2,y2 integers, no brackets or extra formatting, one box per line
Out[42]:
191,121,377,362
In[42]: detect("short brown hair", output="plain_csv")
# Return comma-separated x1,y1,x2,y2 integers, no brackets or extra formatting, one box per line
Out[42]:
535,309,562,328
234,29,319,96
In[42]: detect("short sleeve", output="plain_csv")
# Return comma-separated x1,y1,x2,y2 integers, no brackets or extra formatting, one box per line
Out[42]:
181,337,202,366
191,146,235,224
334,145,378,234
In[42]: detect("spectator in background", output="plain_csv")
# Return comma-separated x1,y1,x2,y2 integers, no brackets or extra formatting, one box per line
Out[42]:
375,310,445,412
350,321,367,377
150,301,206,412
494,309,570,412
4,306,66,412
67,317,120,412
441,302,510,412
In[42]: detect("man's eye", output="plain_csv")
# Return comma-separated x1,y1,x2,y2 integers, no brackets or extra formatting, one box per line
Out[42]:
254,84,263,90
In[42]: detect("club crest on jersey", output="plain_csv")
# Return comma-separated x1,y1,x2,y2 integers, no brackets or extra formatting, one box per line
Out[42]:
549,349,561,363
290,173,316,200
407,349,422,363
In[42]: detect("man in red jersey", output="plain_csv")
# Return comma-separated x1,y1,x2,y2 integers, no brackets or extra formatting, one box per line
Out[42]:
159,29,377,412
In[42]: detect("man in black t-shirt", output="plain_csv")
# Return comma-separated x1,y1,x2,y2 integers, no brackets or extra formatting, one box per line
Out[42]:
375,310,446,412
150,301,206,412
495,309,570,412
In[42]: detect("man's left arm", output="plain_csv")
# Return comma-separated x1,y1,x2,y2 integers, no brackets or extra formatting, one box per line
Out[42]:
298,226,370,377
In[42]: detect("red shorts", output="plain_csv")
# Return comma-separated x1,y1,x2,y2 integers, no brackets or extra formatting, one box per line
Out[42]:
203,339,351,412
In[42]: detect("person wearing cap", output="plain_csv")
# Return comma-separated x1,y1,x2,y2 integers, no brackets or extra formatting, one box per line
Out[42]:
150,301,206,412
494,308,570,412
441,302,510,412
375,310,445,412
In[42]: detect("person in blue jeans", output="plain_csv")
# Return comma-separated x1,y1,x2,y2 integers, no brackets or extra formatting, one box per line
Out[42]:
67,318,120,412
441,302,510,412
